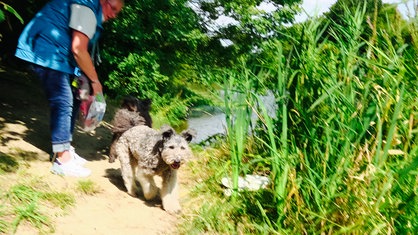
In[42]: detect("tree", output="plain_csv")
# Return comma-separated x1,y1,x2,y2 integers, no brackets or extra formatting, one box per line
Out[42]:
191,0,302,62
99,0,214,123
0,0,48,63
98,0,304,122
0,1,22,62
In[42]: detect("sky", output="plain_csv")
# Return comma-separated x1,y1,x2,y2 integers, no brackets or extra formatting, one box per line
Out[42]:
296,0,416,22
214,0,416,25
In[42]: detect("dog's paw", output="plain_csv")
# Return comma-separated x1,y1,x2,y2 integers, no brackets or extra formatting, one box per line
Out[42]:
164,205,182,214
142,185,159,200
163,200,182,214
126,185,139,197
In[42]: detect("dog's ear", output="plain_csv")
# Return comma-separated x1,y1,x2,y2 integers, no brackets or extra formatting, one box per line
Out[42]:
160,125,175,140
181,129,196,143
138,98,152,111
141,98,152,106
122,95,140,111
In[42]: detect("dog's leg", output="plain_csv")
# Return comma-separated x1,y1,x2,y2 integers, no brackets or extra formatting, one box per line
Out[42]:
161,170,181,214
118,146,138,196
136,169,158,200
108,134,120,163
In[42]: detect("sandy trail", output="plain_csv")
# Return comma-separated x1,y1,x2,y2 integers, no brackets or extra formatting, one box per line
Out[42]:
0,65,183,235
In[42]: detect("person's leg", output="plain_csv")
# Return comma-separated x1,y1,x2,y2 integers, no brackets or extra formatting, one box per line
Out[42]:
31,65,90,176
33,66,73,159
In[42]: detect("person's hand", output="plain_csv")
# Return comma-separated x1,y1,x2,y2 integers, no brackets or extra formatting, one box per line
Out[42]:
90,80,103,95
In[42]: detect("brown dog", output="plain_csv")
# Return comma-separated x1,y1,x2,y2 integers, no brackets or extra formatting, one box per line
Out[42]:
108,96,152,163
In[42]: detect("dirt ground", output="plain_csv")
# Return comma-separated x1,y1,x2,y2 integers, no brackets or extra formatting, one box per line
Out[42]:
0,63,190,234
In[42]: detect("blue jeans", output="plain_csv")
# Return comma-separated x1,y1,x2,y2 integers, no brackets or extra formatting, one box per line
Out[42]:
31,64,81,153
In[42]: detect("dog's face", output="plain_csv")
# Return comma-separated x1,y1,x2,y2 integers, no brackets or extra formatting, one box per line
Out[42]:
159,127,195,170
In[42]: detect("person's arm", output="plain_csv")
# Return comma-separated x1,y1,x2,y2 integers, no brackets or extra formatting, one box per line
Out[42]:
71,30,102,95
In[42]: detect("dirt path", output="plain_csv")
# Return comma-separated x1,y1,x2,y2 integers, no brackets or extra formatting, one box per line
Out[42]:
0,64,183,234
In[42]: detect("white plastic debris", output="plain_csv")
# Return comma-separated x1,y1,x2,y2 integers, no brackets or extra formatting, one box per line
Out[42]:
221,174,270,196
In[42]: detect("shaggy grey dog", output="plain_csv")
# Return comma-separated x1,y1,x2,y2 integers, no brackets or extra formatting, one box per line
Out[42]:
115,125,195,214
108,96,152,163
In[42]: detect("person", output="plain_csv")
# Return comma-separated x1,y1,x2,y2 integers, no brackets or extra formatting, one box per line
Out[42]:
14,0,124,177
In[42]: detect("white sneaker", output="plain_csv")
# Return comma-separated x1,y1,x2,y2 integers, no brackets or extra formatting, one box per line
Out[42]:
70,146,87,165
50,159,91,177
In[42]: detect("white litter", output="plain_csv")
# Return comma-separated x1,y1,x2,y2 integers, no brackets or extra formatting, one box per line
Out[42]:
221,174,270,196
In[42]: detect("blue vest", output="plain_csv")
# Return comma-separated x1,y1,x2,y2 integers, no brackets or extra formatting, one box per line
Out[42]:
15,0,103,75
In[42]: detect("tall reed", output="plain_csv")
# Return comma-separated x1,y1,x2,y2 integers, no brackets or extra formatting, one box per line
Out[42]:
222,65,254,199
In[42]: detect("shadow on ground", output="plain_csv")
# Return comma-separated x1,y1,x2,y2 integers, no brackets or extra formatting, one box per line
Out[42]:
104,167,164,208
0,63,116,162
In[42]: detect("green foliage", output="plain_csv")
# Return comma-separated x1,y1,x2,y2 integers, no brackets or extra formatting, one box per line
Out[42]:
0,0,48,61
41,191,76,210
76,180,102,195
105,51,169,99
99,0,213,121
0,205,8,234
222,67,253,199
180,3,418,234
262,5,418,232
1,178,75,234
0,1,23,24
193,0,303,59
98,0,304,122
0,7,4,22
0,1,23,54
327,0,382,25
13,201,50,233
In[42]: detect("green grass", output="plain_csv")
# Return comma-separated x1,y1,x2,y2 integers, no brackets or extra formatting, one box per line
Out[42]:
76,180,102,195
0,177,75,234
0,150,102,234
